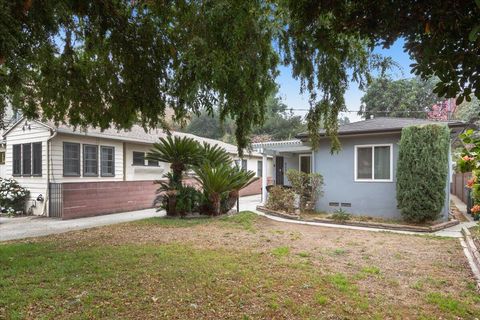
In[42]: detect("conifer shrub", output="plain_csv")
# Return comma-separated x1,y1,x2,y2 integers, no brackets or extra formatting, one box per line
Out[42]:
396,124,450,222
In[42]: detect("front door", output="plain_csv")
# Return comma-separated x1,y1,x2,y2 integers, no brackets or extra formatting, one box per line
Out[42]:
275,156,284,185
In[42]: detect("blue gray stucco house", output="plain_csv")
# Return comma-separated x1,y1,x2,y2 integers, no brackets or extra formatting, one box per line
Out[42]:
252,117,465,220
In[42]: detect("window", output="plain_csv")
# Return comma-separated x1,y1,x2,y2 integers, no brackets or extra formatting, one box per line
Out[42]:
354,144,392,182
257,160,263,177
12,145,21,176
83,144,98,176
22,144,31,176
63,142,81,176
101,146,115,177
12,143,42,176
133,151,145,166
148,159,159,167
0,151,5,165
299,155,311,174
32,142,42,176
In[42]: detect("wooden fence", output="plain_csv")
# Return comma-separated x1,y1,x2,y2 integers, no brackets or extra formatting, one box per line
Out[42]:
450,172,472,204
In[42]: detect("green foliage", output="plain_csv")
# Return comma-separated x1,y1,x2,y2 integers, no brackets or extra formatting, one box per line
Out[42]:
455,97,480,125
285,169,324,211
265,186,296,213
456,129,480,205
396,124,450,222
194,163,256,216
147,136,202,185
0,178,30,216
331,208,352,222
198,142,231,168
4,1,479,153
271,246,290,257
359,77,443,119
183,110,236,141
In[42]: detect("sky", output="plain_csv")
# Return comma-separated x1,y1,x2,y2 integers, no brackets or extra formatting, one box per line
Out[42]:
275,39,416,122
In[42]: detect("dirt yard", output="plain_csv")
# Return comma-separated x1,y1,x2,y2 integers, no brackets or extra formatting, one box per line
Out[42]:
1,212,479,319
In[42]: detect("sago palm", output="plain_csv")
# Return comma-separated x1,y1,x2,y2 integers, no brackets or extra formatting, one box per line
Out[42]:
146,135,202,185
199,142,231,167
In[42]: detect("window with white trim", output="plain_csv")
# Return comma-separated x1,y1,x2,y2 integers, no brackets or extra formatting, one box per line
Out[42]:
354,144,392,181
101,146,115,177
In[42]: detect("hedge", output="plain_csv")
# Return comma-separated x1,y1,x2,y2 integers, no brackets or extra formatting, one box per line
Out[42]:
396,124,450,222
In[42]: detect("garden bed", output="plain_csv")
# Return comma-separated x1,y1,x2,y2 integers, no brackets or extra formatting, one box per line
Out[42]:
256,206,459,233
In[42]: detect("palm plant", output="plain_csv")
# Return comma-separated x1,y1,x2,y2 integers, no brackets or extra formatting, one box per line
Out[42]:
194,163,256,216
199,142,231,167
146,136,202,186
224,166,257,212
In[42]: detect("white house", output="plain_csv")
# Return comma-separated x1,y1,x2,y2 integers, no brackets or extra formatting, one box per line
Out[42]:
2,118,272,218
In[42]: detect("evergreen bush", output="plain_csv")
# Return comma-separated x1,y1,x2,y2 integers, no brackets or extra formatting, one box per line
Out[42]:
396,124,450,222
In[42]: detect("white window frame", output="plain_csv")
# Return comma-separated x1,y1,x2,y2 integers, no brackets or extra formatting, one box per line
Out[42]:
298,154,312,174
354,144,393,182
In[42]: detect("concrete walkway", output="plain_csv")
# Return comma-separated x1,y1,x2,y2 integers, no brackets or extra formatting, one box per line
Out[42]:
0,209,164,242
0,195,262,242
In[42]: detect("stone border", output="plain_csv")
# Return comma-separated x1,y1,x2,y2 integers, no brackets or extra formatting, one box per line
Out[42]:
461,227,480,290
256,206,459,233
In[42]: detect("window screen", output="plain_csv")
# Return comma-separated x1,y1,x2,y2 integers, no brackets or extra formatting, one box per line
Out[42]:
356,145,391,181
83,144,98,176
32,142,42,176
101,146,115,177
257,160,263,177
63,142,80,176
12,145,21,176
22,143,31,176
133,151,145,165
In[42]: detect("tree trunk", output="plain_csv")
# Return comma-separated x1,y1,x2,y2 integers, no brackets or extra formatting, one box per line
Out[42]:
210,193,221,216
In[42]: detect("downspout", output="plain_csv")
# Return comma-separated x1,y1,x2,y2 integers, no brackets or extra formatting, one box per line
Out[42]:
41,128,57,216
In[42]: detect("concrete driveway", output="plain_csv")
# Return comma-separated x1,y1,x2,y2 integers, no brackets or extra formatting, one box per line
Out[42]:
0,195,262,242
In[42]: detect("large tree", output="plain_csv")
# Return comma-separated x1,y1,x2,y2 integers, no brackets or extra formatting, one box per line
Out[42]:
1,0,479,152
183,89,307,143
359,77,444,119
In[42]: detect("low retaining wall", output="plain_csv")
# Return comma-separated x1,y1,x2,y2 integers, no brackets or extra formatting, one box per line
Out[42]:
256,206,459,233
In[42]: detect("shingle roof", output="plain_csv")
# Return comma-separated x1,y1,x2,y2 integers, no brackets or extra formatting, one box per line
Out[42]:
46,121,260,157
296,117,466,138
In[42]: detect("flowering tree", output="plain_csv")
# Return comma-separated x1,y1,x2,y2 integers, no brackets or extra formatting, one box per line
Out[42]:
456,130,480,218
427,99,457,121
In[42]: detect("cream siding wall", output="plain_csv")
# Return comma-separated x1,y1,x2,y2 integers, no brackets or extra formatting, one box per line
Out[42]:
232,156,273,178
0,145,6,177
49,133,124,182
124,142,168,181
4,121,51,215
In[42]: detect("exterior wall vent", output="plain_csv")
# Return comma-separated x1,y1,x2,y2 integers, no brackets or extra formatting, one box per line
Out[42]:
328,202,339,207
341,203,352,207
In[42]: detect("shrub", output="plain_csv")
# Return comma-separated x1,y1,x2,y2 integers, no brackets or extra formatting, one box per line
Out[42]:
285,169,324,211
266,186,295,213
0,178,30,216
396,124,450,222
331,208,352,222
456,129,480,208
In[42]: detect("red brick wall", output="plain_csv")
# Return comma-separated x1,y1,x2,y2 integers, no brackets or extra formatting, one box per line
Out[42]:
60,176,271,219
239,177,273,197
62,181,159,219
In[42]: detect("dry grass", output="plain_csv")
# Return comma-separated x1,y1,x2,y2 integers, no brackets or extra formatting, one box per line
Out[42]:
1,212,479,319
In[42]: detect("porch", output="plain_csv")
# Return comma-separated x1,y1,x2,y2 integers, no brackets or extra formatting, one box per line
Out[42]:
252,140,313,204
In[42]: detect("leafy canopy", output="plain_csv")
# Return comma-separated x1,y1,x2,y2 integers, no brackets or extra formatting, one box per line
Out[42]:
359,77,444,119
396,124,450,222
1,0,479,152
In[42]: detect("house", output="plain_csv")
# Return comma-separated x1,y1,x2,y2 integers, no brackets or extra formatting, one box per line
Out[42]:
252,117,466,220
2,118,272,219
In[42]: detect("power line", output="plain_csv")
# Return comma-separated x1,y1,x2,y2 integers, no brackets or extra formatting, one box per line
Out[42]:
287,108,445,114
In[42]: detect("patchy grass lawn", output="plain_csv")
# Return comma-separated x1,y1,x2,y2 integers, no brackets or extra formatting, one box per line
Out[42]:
1,212,479,319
